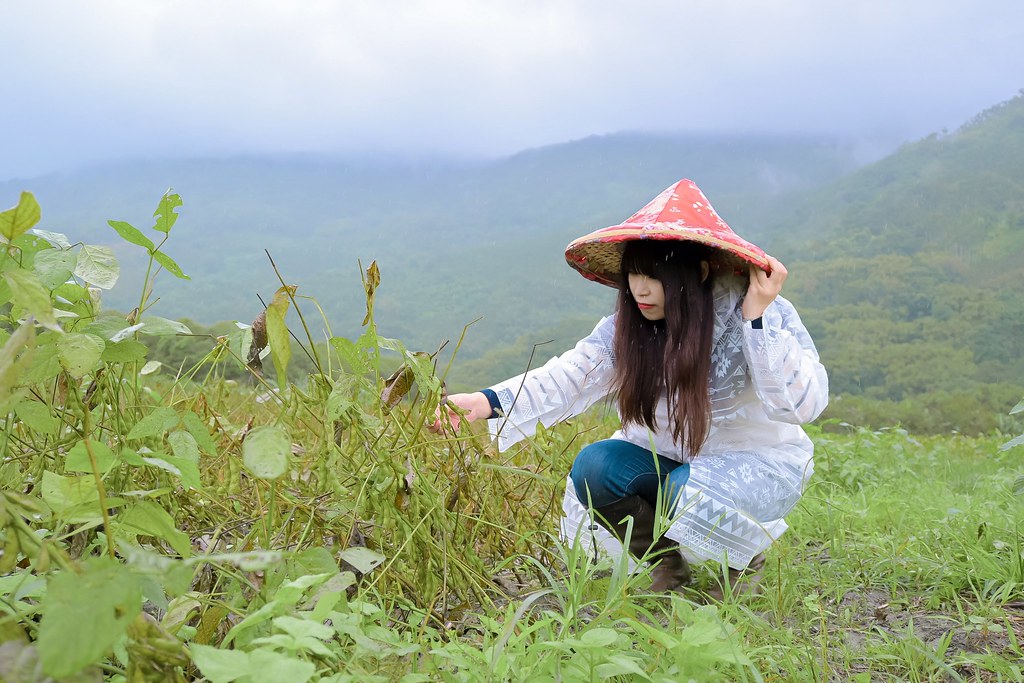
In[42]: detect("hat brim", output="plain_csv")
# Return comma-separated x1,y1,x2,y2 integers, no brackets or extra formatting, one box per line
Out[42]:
565,225,770,288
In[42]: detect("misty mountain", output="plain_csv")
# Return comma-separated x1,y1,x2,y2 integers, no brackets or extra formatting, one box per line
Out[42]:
1,131,863,364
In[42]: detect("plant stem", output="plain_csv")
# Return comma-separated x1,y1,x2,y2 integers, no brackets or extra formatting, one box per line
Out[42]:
80,399,116,559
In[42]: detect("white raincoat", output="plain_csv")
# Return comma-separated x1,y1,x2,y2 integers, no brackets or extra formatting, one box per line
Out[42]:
485,273,829,569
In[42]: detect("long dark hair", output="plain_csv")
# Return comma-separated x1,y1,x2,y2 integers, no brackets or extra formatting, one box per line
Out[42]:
613,240,715,455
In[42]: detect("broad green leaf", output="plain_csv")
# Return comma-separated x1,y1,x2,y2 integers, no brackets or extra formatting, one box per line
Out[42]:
329,336,368,374
182,411,217,455
1013,474,1024,496
153,250,189,280
0,191,41,241
85,315,131,339
162,594,202,635
38,557,142,678
579,627,619,647
1010,398,1024,415
272,615,334,641
33,248,77,288
101,339,148,363
3,269,59,330
167,429,200,463
33,228,72,249
152,191,183,234
127,406,178,440
141,455,202,490
119,448,146,466
1,322,37,401
56,333,105,378
139,360,162,375
74,244,119,289
21,341,59,385
339,546,385,574
114,500,191,557
266,285,295,391
138,316,191,336
65,439,117,474
15,399,59,435
53,281,89,303
107,219,155,251
246,649,317,683
242,425,290,480
190,643,249,683
39,470,103,522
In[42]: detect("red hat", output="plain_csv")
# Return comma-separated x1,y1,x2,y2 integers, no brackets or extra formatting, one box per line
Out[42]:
564,179,770,287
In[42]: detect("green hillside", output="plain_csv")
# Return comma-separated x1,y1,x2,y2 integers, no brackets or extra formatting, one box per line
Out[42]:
0,133,861,366
773,93,1024,432
6,95,1023,434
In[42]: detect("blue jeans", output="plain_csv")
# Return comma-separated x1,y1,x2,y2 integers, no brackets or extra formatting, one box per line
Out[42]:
570,439,691,511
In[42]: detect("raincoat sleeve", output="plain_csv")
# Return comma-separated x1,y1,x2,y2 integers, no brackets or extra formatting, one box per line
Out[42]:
486,315,617,452
742,296,829,424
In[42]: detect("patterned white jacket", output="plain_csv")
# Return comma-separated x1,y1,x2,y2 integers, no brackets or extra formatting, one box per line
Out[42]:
485,273,829,569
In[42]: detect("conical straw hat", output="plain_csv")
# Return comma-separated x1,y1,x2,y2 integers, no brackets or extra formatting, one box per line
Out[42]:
565,179,770,287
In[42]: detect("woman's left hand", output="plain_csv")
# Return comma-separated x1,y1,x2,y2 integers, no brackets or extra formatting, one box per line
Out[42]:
742,256,787,321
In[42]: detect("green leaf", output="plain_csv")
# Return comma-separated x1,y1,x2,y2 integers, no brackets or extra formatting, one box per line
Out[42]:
33,228,72,249
20,340,59,385
53,281,89,304
152,191,183,234
339,546,385,574
127,406,179,440
190,644,249,683
3,269,59,330
1,322,37,403
141,454,202,490
85,315,132,340
56,333,105,378
65,439,118,474
266,285,296,391
138,316,191,336
1009,398,1024,415
0,191,41,241
101,339,148,363
246,649,317,683
74,245,119,289
40,470,100,518
15,399,59,435
242,425,291,480
38,557,142,678
33,248,77,289
107,219,155,251
182,411,217,455
167,429,200,463
114,500,191,557
1013,475,1024,496
153,250,189,280
329,336,368,374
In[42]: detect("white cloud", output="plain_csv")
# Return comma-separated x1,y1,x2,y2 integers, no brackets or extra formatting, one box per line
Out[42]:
1,0,1021,178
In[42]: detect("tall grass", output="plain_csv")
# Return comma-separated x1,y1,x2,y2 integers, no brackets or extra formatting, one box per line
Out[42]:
1,191,1022,681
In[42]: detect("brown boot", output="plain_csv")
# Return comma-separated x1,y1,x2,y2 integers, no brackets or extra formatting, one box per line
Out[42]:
594,496,691,592
705,553,766,601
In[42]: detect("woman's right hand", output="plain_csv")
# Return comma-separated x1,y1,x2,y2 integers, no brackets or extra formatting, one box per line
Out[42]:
429,391,493,433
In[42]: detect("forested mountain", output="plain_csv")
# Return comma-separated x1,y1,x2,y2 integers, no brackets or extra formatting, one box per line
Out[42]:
4,93,1022,433
772,93,1024,431
0,132,861,367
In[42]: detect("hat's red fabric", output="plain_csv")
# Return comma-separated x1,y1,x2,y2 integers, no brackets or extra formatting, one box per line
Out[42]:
565,179,770,287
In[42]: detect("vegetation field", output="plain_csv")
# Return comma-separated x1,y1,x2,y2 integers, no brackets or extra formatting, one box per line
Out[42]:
2,191,1023,682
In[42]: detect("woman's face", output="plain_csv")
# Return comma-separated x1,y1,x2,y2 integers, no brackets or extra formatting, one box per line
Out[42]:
627,272,665,321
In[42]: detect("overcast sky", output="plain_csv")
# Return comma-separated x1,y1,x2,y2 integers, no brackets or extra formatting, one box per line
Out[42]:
2,0,1022,181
